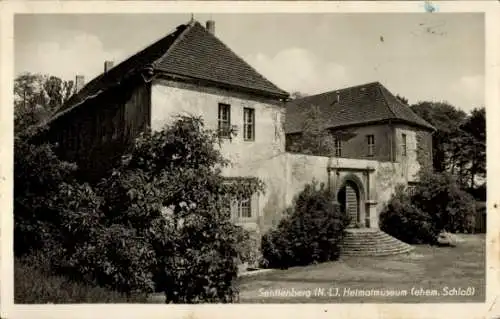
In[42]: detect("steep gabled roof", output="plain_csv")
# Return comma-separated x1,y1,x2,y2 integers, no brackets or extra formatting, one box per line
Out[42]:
51,20,288,122
285,81,435,134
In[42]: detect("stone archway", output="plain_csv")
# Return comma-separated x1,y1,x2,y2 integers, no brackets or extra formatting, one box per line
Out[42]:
336,173,366,228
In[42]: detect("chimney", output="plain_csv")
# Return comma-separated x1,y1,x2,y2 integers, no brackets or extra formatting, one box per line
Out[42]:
104,60,114,73
206,20,215,35
75,75,85,93
336,91,340,103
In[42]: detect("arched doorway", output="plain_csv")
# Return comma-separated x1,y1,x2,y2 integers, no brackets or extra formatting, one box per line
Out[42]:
337,180,360,228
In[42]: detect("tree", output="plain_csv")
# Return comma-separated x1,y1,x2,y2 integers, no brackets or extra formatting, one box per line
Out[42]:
286,105,336,156
410,101,468,173
460,107,486,189
14,73,75,133
15,115,264,302
396,94,409,105
290,91,308,100
410,102,486,190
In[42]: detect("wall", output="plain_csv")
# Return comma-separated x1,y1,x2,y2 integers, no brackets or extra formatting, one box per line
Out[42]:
393,124,433,182
416,129,433,169
372,161,407,227
330,124,394,162
150,78,285,168
46,78,150,181
150,77,286,233
286,123,394,162
255,153,412,231
254,153,388,232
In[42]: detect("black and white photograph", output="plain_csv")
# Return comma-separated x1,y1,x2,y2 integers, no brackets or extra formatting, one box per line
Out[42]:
1,2,498,318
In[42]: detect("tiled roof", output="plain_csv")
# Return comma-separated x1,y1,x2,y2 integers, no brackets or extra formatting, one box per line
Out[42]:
153,21,288,97
284,82,435,133
52,20,288,121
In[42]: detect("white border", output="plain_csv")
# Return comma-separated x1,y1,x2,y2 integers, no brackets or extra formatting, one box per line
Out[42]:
1,2,499,319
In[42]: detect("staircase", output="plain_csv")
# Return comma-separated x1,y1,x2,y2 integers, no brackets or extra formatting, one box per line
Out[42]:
341,228,414,256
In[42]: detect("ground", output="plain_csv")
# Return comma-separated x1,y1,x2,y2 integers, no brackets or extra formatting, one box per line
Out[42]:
236,234,485,303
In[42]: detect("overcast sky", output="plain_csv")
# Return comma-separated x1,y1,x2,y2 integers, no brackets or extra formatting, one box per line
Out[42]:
15,13,484,112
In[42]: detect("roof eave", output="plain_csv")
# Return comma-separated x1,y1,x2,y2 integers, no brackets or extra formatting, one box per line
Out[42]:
285,118,435,134
155,71,289,101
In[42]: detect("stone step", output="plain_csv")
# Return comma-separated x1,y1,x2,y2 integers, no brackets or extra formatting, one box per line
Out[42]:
341,229,414,257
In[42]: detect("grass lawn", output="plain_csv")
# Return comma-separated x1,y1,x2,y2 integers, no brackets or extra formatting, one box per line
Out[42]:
236,234,485,303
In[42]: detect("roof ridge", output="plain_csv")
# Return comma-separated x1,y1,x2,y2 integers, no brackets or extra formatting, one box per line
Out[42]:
292,81,382,102
376,82,399,119
151,20,196,69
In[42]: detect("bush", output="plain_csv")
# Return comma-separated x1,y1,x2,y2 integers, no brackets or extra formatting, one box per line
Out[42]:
261,181,349,269
14,116,264,303
412,170,476,233
97,116,264,302
235,229,263,268
14,131,79,255
379,185,438,244
380,170,477,244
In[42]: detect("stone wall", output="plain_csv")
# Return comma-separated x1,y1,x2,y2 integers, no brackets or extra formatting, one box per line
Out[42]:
251,153,406,232
416,129,433,170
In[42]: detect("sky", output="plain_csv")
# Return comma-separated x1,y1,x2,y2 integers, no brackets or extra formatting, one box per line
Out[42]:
14,13,484,112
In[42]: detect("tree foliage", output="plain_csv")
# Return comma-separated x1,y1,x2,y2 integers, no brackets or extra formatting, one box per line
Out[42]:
261,181,349,269
380,170,476,244
14,73,75,133
286,105,337,156
411,102,485,190
14,115,264,302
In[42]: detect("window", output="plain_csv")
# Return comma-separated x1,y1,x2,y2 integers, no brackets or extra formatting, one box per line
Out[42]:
228,196,252,219
407,182,418,196
334,137,342,157
367,134,375,157
236,197,252,218
218,103,231,138
401,133,407,156
243,108,255,141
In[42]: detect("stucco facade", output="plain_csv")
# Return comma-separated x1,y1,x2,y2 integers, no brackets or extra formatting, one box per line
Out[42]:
150,77,286,167
149,78,432,234
329,124,394,162
227,152,413,233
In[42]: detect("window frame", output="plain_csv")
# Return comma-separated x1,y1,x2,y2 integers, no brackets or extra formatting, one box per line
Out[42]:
243,107,255,141
367,134,375,157
334,136,342,157
236,197,252,218
218,103,231,138
401,133,407,157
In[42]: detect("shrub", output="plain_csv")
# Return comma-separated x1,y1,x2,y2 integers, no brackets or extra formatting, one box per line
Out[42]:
14,131,79,255
261,181,349,269
412,170,476,233
380,170,477,244
379,185,438,244
235,229,263,269
14,115,264,303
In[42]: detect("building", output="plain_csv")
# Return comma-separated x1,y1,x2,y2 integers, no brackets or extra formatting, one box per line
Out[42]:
37,19,288,231
285,82,435,224
37,19,435,255
286,81,434,167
